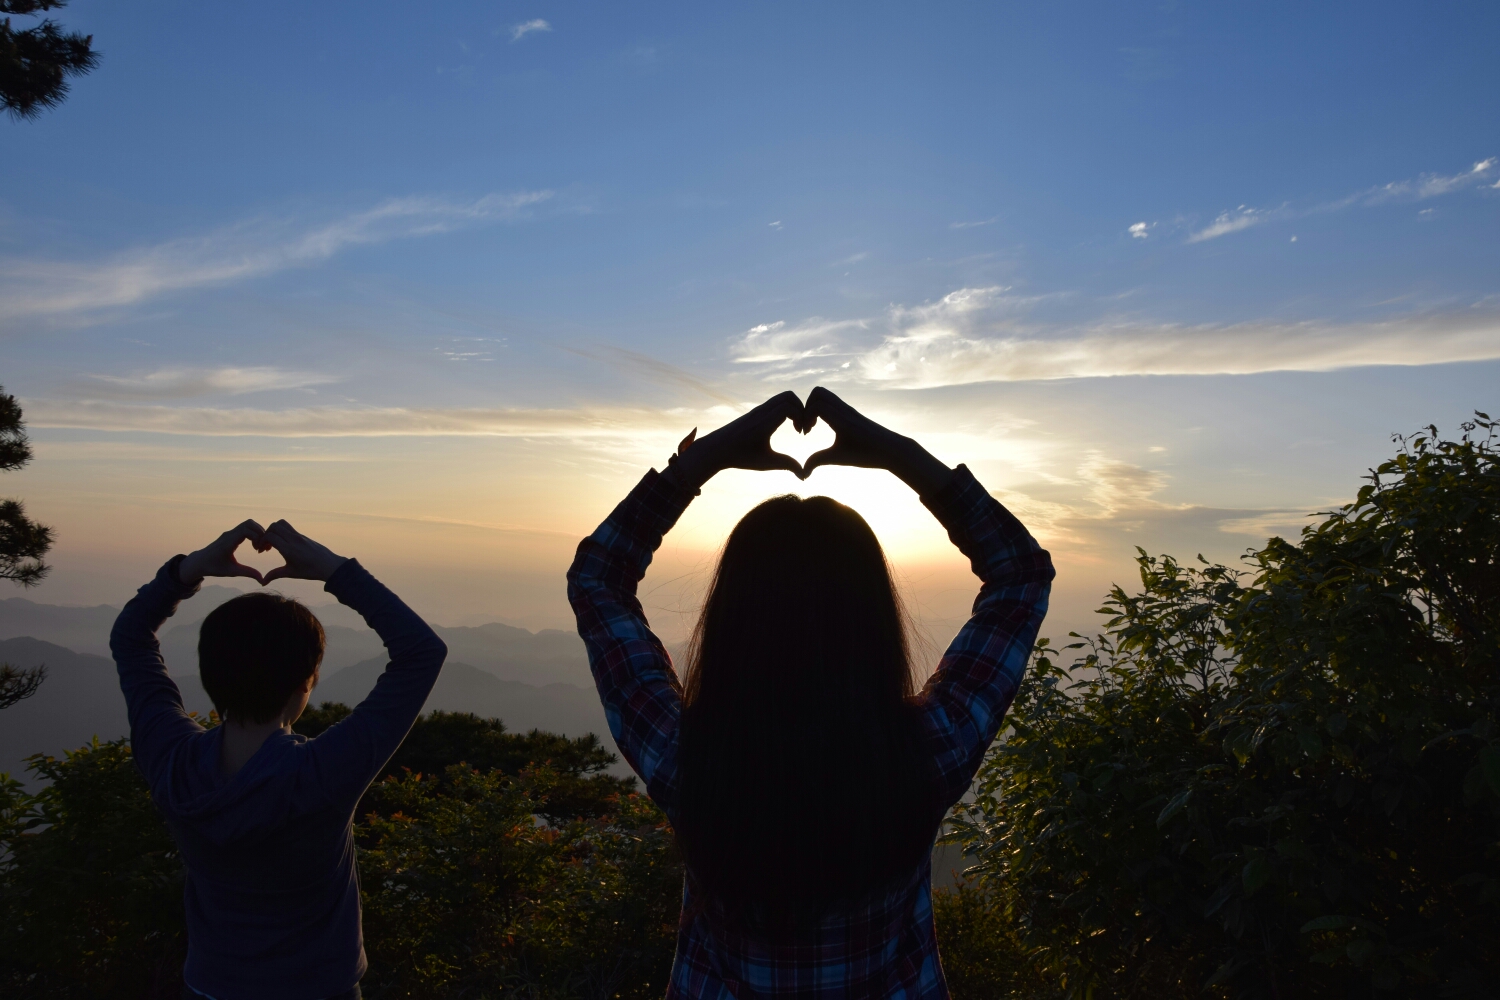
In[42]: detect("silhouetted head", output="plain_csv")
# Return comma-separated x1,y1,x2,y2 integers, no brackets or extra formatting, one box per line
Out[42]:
198,593,325,725
677,495,939,926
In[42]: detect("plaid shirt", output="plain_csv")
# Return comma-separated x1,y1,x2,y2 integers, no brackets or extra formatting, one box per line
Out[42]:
568,464,1054,999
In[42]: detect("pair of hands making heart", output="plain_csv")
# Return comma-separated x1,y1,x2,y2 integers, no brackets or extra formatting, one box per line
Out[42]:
664,386,954,499
178,519,348,588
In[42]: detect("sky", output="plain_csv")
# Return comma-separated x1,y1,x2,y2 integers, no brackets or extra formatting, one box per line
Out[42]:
2,1,1497,659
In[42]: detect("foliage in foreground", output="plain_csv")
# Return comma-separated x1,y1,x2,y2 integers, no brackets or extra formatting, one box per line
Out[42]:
948,415,1500,997
0,712,680,999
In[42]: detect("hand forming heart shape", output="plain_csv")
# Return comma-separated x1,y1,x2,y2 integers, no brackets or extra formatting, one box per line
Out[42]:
666,386,954,498
178,519,349,588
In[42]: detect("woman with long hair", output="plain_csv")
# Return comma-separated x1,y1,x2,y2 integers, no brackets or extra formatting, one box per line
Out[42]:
568,387,1054,998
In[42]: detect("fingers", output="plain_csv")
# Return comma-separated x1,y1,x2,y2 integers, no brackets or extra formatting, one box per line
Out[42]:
804,386,852,427
264,520,305,556
759,390,806,430
261,564,293,586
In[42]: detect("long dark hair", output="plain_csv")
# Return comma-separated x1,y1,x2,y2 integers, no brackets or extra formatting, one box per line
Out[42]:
676,494,940,926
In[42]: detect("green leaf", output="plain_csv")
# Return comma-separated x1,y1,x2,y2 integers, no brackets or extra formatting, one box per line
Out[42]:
1300,914,1349,933
1242,856,1272,895
1347,939,1376,966
1155,787,1191,829
1480,746,1500,797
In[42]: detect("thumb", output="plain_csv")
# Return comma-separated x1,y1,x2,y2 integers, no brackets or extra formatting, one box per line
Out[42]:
803,446,839,475
230,562,265,585
262,564,294,586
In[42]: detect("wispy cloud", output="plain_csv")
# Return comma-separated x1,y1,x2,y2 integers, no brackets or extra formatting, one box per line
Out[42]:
1187,206,1278,243
1183,157,1496,243
81,366,338,399
950,217,998,230
729,286,1500,387
1358,157,1498,204
1128,222,1152,239
0,191,553,322
731,318,867,365
22,400,697,438
510,19,551,41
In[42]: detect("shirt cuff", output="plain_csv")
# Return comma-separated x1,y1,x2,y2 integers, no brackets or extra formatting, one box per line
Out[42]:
162,554,204,599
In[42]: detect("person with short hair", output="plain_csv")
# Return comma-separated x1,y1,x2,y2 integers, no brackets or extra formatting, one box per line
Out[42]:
111,519,447,1000
568,387,1054,998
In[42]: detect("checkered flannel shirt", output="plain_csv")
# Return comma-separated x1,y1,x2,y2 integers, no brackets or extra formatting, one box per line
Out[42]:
567,463,1054,999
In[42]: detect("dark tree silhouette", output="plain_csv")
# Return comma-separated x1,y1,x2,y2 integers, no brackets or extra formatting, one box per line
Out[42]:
0,387,52,710
0,387,52,587
0,661,45,709
1,0,98,120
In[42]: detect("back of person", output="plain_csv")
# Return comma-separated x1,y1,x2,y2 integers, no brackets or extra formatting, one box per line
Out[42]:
112,519,446,1000
569,388,1054,998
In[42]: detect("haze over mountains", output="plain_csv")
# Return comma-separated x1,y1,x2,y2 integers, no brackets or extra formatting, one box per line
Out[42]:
0,588,616,786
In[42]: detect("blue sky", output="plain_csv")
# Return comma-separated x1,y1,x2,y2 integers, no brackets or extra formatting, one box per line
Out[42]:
2,1,1497,644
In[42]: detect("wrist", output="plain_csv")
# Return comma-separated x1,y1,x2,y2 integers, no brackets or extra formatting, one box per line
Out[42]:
177,552,206,587
666,448,715,490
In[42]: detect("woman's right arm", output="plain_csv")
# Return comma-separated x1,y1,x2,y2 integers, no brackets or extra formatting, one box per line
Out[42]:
569,391,808,807
803,387,1055,808
567,470,697,806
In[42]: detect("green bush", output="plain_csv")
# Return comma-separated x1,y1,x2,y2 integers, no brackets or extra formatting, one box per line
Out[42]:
947,415,1500,997
0,712,680,999
0,739,186,999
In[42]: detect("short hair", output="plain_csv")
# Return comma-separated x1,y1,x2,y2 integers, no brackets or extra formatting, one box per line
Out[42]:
198,593,326,724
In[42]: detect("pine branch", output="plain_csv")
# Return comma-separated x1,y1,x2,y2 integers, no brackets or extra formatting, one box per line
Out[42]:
1,10,98,120
0,497,53,585
0,661,45,710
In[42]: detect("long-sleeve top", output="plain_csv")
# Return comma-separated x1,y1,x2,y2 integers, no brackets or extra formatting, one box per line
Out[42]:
111,557,447,1000
567,464,1054,999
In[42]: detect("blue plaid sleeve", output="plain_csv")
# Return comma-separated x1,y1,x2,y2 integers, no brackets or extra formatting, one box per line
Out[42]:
916,464,1055,808
567,468,699,814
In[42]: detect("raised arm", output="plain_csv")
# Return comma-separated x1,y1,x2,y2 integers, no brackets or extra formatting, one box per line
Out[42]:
803,387,1054,807
260,521,447,807
568,391,806,809
112,520,269,784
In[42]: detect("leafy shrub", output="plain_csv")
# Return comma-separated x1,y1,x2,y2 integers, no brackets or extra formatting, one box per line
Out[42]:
931,881,1047,999
0,711,680,999
947,415,1500,997
359,765,678,998
0,739,186,999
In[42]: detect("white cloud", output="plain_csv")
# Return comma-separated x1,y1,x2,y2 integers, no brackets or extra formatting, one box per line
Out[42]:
1415,157,1496,198
1175,156,1496,244
731,318,866,364
83,367,339,399
0,191,553,322
511,19,551,41
950,217,998,230
729,286,1500,388
1128,222,1151,239
22,400,695,438
1188,206,1270,243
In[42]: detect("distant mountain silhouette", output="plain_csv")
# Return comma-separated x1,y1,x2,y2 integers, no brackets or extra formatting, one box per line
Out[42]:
0,590,597,687
0,592,616,785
